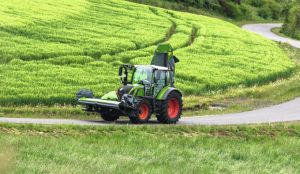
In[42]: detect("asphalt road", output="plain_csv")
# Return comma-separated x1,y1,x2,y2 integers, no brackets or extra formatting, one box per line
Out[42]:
0,23,299,126
242,23,300,48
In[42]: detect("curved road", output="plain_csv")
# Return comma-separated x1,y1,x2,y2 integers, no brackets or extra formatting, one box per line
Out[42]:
1,23,300,125
243,23,300,48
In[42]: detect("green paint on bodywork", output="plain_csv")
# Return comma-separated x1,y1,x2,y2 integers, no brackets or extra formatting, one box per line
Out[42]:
156,86,182,100
129,84,144,97
101,91,118,101
156,86,170,100
156,43,173,53
155,43,173,60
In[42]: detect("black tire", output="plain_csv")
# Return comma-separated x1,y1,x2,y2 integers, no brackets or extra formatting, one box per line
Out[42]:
129,99,152,124
100,109,120,122
156,91,182,124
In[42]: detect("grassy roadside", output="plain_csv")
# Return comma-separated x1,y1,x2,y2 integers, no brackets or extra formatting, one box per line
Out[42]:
0,122,299,173
0,105,98,120
272,27,300,41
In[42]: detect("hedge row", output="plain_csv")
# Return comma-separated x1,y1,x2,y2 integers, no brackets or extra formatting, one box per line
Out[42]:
128,0,292,21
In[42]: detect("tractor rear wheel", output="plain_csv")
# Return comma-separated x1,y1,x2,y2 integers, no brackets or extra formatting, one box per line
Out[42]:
156,92,182,124
130,99,152,124
100,109,120,122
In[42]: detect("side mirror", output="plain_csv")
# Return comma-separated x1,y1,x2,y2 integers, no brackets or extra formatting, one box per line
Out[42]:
173,56,179,63
119,65,128,85
119,66,123,76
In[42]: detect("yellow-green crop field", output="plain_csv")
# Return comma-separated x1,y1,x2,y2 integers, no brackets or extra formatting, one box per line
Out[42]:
0,0,295,105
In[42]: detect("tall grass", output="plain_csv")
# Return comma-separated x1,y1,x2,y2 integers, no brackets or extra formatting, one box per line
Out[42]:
0,0,295,105
0,123,299,173
0,143,15,174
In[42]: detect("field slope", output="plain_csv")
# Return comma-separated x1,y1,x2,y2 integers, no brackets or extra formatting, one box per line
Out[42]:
0,0,295,106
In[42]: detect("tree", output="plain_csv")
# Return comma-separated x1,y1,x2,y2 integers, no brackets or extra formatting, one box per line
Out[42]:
281,3,300,39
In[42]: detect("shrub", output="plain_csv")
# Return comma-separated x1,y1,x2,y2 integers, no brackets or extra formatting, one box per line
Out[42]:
282,4,300,40
268,1,282,20
258,4,272,19
128,0,288,21
219,1,243,19
250,0,266,7
239,4,256,20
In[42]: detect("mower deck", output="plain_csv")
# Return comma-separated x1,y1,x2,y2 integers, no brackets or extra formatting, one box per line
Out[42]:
78,98,120,110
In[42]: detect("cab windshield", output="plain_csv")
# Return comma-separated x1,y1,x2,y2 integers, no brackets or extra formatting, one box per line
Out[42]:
132,66,152,84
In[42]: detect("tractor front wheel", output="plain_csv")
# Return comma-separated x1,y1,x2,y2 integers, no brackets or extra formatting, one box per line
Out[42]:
130,99,152,124
100,109,120,122
156,92,182,124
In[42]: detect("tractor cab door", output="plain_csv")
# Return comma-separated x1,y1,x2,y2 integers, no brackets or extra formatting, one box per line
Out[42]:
153,70,169,97
132,66,153,96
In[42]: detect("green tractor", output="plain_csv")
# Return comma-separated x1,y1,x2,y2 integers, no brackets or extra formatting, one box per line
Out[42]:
77,43,183,124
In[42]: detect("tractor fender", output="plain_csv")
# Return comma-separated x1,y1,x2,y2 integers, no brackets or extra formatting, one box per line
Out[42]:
156,87,182,100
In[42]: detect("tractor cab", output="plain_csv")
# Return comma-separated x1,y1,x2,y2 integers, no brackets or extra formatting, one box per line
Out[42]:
119,43,179,87
118,65,170,99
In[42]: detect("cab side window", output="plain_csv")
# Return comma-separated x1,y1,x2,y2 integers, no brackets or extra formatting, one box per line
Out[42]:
153,70,165,96
166,71,170,85
155,70,166,86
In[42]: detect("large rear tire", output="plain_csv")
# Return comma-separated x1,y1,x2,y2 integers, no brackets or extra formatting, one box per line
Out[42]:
156,92,182,124
100,109,120,122
130,99,152,124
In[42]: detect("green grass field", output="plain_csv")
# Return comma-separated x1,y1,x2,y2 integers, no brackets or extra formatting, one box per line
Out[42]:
0,123,300,174
0,0,295,106
1,1,300,173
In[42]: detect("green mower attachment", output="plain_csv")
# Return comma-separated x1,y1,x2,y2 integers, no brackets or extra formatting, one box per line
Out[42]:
77,43,183,124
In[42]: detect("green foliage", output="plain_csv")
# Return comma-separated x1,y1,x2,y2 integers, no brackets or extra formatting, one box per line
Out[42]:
282,3,300,40
128,0,290,21
258,4,272,19
239,4,257,20
258,0,282,20
0,0,295,106
249,0,266,7
221,1,243,19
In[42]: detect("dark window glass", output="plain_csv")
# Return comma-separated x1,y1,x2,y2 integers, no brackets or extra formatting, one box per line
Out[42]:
152,53,167,67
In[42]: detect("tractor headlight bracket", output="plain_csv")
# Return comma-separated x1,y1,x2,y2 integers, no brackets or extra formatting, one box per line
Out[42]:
121,94,138,108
